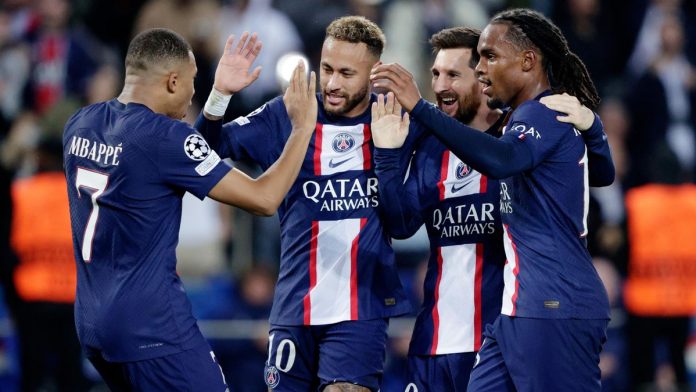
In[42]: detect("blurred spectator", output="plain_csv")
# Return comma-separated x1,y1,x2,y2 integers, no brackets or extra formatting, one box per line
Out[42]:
594,257,630,392
625,11,696,187
553,0,622,91
133,0,221,108
0,6,30,131
218,0,303,117
22,0,104,114
7,136,90,391
212,265,276,392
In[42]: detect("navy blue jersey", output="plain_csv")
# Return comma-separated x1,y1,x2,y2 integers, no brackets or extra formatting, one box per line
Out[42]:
63,100,230,361
374,130,505,356
495,98,610,319
201,94,424,325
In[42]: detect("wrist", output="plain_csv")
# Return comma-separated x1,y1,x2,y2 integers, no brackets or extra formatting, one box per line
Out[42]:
204,88,232,118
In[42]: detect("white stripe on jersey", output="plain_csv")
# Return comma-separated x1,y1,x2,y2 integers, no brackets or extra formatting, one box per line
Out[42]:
317,124,368,175
441,151,482,200
501,224,519,316
580,147,589,237
432,244,477,354
307,218,361,324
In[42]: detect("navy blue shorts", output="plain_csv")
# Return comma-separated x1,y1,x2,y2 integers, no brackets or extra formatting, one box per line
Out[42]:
88,342,228,391
265,319,388,391
468,315,608,392
406,352,477,392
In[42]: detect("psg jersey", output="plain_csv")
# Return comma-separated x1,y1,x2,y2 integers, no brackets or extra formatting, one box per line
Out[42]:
200,94,423,325
375,129,505,356
63,99,230,361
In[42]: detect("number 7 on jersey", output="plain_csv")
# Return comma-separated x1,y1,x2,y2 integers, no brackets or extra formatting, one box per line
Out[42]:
75,167,109,262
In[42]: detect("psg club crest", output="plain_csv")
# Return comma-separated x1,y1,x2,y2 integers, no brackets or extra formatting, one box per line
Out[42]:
332,133,355,153
455,161,472,180
264,365,280,389
184,134,211,161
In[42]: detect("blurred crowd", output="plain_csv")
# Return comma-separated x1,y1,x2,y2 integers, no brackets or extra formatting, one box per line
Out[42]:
1,0,696,391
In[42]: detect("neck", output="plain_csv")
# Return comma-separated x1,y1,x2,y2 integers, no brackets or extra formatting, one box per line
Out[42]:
117,75,167,115
510,76,550,109
468,100,500,131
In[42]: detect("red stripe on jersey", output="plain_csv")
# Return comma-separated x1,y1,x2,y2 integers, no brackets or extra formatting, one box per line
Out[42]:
479,174,488,193
313,123,323,176
505,224,521,316
430,248,444,355
350,218,367,319
474,243,484,350
304,221,319,325
362,124,372,171
437,151,449,201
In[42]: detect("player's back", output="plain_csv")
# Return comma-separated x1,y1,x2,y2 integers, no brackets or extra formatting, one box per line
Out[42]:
63,99,213,362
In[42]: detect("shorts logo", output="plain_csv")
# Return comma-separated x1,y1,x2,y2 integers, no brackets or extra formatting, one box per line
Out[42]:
264,365,280,389
455,162,472,180
332,133,355,153
184,134,211,161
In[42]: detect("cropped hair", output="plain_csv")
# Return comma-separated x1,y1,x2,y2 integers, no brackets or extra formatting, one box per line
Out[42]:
125,28,192,72
429,27,482,69
325,16,386,57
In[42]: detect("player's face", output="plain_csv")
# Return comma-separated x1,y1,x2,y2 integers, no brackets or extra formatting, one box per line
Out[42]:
170,51,197,120
431,47,481,124
475,23,524,109
320,38,376,117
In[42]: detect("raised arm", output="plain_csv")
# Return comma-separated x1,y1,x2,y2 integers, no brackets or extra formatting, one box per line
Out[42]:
372,93,423,238
195,32,263,149
539,93,615,187
208,62,317,216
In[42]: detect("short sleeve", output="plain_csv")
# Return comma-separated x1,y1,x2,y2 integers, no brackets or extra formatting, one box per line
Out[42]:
500,100,569,168
157,121,231,200
222,96,289,168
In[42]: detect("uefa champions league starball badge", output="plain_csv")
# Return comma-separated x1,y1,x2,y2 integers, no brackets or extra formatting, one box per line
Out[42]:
184,134,211,161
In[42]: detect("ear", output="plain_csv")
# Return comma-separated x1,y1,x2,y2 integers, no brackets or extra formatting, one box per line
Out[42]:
166,72,178,93
520,50,537,72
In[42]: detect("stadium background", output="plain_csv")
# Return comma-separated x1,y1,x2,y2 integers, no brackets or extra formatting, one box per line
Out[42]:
1,0,696,390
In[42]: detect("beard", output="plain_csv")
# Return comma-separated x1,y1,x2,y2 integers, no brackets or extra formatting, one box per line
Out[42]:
438,83,481,124
322,85,369,117
486,96,505,110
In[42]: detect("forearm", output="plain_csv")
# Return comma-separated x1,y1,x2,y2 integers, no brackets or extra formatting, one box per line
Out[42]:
374,147,422,239
252,127,314,213
411,99,533,179
194,112,223,152
582,114,615,187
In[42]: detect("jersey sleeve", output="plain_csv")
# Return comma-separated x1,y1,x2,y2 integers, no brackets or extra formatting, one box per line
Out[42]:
220,96,289,168
500,100,567,168
374,146,423,239
581,113,615,187
157,121,231,200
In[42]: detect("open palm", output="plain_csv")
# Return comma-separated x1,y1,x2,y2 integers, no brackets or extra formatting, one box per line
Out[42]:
372,93,410,149
214,32,263,95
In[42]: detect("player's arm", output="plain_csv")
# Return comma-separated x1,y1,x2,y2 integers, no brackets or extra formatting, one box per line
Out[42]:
372,93,423,238
539,93,615,187
194,32,263,151
371,63,533,179
208,62,317,216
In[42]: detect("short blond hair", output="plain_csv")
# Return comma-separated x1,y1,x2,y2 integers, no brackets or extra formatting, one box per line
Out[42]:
325,16,385,57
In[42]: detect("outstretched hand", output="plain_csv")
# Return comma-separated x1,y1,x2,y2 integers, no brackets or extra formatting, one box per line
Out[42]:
213,32,263,95
539,93,595,131
371,92,410,149
370,63,422,112
283,61,317,134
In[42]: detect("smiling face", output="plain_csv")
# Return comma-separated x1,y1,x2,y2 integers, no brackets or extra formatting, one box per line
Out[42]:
319,37,377,118
431,47,482,124
475,23,527,109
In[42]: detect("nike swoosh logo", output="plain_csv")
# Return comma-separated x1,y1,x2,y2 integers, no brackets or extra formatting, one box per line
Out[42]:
450,181,473,194
328,156,354,168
